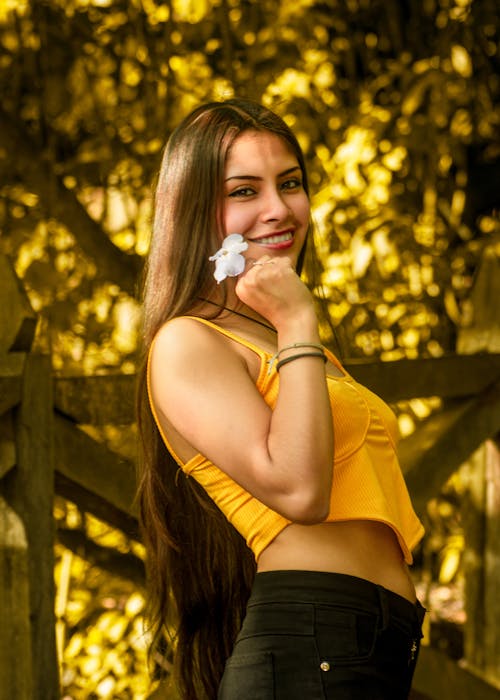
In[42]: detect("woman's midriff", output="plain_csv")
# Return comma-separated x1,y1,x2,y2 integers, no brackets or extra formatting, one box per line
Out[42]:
256,520,417,603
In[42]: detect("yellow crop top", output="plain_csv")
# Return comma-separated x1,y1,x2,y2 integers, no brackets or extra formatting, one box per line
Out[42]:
148,317,425,564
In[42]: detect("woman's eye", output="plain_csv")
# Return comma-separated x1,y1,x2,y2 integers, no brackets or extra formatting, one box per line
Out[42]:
228,187,255,198
281,178,302,190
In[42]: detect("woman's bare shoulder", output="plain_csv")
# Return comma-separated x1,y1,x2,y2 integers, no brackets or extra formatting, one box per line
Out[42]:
153,316,228,348
148,316,262,454
151,316,244,376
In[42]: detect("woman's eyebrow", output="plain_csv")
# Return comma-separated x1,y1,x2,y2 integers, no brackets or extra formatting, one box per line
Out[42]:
225,166,301,182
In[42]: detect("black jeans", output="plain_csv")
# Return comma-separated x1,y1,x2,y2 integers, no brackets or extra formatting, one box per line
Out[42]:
218,570,425,700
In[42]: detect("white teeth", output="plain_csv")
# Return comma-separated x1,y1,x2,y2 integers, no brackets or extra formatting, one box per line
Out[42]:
253,232,293,245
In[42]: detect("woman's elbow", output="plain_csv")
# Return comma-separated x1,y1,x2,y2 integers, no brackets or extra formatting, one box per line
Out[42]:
281,489,331,524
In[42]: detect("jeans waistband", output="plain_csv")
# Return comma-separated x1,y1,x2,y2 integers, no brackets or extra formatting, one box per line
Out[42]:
249,570,425,632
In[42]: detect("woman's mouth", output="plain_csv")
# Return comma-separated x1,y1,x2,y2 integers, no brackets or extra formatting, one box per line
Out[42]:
249,231,294,247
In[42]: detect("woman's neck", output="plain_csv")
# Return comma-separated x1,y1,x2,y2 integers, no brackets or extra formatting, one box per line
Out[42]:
197,297,277,335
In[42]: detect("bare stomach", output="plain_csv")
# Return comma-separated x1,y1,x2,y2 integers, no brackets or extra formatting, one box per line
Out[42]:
257,520,417,603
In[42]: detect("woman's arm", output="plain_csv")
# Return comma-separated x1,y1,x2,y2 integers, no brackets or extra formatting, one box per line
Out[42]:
149,260,334,523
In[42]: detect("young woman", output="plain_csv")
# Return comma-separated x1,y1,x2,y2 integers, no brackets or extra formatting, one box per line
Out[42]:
137,98,425,700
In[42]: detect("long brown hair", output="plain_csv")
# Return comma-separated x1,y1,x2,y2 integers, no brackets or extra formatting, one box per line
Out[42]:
136,99,315,699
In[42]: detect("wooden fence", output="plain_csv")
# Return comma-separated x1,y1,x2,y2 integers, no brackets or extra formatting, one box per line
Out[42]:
1,251,500,699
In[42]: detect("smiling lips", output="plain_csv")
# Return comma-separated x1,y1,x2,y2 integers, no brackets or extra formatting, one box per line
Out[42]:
248,231,294,247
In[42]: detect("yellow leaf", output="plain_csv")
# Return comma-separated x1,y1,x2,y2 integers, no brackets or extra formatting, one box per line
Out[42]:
86,627,105,648
125,592,145,617
400,328,420,349
401,72,440,116
96,676,116,698
107,617,129,644
439,547,461,584
103,649,128,676
451,45,472,78
398,413,415,438
96,610,120,632
444,289,462,324
80,656,101,675
351,237,373,278
65,632,84,659
172,0,209,23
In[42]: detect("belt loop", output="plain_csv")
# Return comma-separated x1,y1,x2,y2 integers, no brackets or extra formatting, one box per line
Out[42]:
376,585,390,631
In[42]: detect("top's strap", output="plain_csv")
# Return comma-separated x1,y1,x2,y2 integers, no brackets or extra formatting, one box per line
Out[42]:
146,316,274,466
180,316,272,361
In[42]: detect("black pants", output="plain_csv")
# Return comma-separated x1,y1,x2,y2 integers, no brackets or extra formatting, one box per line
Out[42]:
218,570,425,700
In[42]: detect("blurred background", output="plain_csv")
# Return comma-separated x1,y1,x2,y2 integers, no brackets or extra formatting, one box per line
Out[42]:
0,0,499,698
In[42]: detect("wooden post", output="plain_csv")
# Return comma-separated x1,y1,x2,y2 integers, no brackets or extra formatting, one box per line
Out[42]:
0,495,33,700
459,245,500,687
461,446,487,670
9,352,60,699
461,440,500,687
0,254,59,699
483,440,500,683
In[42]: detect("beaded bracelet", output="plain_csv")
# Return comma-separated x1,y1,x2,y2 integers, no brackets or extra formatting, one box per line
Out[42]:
267,342,324,375
276,350,327,372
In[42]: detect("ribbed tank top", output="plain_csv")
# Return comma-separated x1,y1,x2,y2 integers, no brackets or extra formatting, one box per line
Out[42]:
148,317,424,564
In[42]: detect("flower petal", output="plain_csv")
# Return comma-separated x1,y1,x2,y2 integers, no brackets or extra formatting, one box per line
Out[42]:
222,233,248,254
223,253,246,277
213,260,228,283
209,234,248,281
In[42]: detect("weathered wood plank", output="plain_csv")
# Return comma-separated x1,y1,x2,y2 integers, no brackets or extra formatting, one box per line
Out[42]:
345,353,500,402
0,377,21,416
462,442,500,684
457,247,500,686
413,646,500,700
55,472,139,540
56,527,144,587
53,354,500,425
54,413,137,517
457,246,500,354
10,353,59,700
53,376,500,532
0,495,33,700
55,373,135,425
0,353,26,416
0,412,15,479
483,442,500,682
462,445,488,672
401,379,500,517
0,353,26,375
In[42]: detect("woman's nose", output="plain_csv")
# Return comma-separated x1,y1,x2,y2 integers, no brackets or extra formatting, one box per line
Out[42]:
261,189,291,221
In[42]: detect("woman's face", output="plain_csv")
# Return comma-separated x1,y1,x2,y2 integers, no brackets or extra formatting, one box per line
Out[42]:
222,130,310,268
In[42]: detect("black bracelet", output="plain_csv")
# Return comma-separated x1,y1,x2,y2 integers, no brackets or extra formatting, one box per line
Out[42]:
276,350,327,372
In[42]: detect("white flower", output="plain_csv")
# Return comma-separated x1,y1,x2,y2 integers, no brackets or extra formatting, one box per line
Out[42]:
209,233,248,283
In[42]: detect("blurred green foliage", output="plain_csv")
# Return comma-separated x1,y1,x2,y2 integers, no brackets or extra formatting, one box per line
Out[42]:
1,0,499,697
1,0,499,373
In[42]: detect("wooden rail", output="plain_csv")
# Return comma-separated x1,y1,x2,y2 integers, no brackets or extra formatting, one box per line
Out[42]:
2,251,500,698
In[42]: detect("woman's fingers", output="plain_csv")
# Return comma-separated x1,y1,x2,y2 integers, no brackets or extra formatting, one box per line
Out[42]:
235,255,312,326
242,255,292,275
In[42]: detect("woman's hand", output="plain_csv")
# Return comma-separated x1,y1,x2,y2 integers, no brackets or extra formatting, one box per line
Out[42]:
235,255,316,331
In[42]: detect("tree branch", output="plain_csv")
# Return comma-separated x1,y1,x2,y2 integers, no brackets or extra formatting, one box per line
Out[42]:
0,107,142,296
